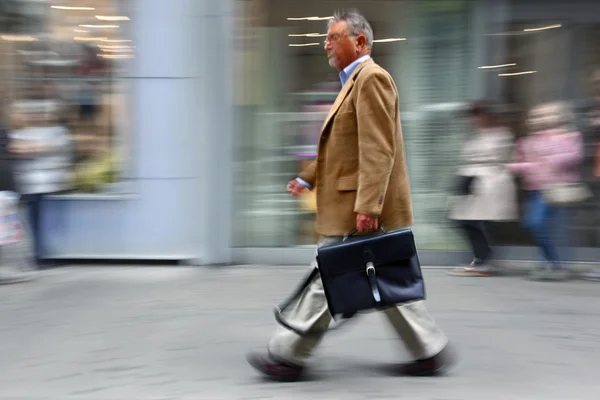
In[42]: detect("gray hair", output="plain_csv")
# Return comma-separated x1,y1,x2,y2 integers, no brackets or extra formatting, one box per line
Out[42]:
327,10,374,49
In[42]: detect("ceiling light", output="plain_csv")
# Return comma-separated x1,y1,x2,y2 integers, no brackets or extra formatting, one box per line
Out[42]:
98,54,134,59
30,59,78,66
96,15,130,21
51,6,95,10
524,24,561,32
1,35,37,41
79,24,119,28
74,29,88,33
100,39,132,43
478,63,516,69
289,43,320,47
74,36,107,41
100,48,134,53
287,16,333,21
288,33,327,37
498,71,537,76
373,38,406,43
18,50,59,56
98,44,132,49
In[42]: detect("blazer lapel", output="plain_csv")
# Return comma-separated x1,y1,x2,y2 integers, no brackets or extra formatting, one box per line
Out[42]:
321,59,374,134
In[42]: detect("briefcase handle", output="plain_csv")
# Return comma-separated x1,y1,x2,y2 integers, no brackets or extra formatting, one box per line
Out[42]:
273,267,354,336
274,226,387,336
343,226,387,242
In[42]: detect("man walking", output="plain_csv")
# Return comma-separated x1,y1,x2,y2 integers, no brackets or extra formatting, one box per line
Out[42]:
247,10,453,381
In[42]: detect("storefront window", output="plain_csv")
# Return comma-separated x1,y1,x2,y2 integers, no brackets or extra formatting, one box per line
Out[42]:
0,0,132,194
496,19,600,248
232,0,477,249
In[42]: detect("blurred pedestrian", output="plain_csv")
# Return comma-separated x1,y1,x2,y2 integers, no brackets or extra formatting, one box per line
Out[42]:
448,101,518,276
247,10,453,381
8,101,73,268
508,102,585,281
0,104,36,282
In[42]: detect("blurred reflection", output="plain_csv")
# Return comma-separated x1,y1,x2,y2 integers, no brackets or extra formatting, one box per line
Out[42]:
233,0,476,249
448,101,518,276
232,0,600,256
0,0,131,194
508,102,586,280
8,98,73,267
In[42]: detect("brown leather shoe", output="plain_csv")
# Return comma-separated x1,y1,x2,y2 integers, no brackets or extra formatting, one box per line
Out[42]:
247,352,305,382
398,346,455,376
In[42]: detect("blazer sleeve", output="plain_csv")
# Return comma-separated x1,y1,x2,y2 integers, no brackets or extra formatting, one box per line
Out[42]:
354,70,397,216
298,159,317,189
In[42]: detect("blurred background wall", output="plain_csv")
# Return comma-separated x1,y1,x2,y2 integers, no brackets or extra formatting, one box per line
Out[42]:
1,0,599,264
231,0,600,264
0,0,233,263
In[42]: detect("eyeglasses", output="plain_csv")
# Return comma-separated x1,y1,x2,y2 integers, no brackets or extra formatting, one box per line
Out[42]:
324,33,354,43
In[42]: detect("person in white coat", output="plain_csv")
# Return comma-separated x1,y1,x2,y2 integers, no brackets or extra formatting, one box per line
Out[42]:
448,102,518,276
8,100,73,268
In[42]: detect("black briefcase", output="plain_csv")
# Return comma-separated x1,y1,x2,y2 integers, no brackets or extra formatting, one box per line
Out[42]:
275,228,425,335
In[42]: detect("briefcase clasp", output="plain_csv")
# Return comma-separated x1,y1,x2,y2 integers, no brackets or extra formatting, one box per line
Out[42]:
365,262,382,303
366,262,375,276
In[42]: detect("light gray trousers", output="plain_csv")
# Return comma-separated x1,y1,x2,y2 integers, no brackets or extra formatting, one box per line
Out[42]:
268,236,448,365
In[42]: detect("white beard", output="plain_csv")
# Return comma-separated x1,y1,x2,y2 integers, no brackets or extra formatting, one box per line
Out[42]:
328,55,339,69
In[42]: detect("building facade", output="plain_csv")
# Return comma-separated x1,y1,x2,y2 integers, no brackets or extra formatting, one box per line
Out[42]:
2,0,599,265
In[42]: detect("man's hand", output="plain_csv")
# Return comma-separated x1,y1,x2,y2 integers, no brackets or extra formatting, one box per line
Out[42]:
356,213,379,233
286,179,308,197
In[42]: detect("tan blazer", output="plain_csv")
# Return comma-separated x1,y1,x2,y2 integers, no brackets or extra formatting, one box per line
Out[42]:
298,58,413,236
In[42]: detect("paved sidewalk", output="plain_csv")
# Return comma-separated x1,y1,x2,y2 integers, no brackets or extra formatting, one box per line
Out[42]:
1,266,600,399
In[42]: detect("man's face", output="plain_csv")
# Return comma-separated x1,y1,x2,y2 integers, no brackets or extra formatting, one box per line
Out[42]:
324,21,361,71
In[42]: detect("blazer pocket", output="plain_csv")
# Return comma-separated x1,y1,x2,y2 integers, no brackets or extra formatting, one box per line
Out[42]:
335,109,355,117
331,112,356,134
336,175,358,191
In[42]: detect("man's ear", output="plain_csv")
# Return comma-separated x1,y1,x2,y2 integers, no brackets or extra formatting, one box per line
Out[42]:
356,34,367,52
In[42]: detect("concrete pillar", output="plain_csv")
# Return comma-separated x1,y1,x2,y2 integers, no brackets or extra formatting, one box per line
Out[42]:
43,0,234,263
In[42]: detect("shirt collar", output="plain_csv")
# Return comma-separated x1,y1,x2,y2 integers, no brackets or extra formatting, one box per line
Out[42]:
339,55,371,87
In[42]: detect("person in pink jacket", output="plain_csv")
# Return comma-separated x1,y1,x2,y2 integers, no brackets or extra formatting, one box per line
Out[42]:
508,102,584,280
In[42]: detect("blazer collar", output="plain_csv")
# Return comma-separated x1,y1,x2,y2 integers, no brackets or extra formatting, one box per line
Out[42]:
321,58,375,133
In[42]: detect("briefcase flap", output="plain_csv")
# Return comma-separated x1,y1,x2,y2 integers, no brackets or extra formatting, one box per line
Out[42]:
317,229,417,277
